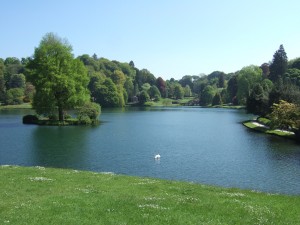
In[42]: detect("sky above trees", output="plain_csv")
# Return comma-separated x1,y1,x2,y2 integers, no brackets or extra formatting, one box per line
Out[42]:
1,0,300,80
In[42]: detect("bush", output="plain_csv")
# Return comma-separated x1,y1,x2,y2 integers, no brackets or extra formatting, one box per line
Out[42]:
78,115,92,125
48,114,58,121
23,115,39,124
64,114,72,120
5,88,24,105
78,102,101,120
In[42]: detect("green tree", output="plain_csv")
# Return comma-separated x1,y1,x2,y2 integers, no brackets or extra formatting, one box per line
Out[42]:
269,45,288,83
174,84,184,99
138,90,150,105
285,68,300,87
0,61,6,102
77,102,101,122
236,76,249,105
200,85,215,106
218,73,225,88
288,57,300,70
110,70,126,86
141,83,151,92
129,60,135,68
183,85,192,97
93,77,120,107
5,88,24,105
246,83,269,115
27,33,90,121
124,77,134,102
149,85,161,101
236,65,262,105
136,69,156,87
179,75,194,91
212,92,222,106
9,73,26,89
227,75,238,104
268,100,299,130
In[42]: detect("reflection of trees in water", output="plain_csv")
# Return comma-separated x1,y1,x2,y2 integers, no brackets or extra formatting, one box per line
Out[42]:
31,126,90,169
266,136,300,162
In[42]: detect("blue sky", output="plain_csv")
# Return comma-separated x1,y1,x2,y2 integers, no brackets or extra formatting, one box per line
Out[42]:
1,0,300,80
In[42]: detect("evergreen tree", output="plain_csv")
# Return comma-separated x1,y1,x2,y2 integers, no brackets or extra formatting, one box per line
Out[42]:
269,45,288,83
246,83,269,115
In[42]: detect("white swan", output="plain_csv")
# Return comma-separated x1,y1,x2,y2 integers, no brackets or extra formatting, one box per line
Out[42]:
154,154,161,160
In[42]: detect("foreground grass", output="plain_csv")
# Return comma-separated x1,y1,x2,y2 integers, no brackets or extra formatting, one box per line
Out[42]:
1,166,300,224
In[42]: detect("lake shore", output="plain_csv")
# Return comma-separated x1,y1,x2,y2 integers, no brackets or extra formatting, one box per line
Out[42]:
0,103,32,110
1,165,300,225
243,119,296,140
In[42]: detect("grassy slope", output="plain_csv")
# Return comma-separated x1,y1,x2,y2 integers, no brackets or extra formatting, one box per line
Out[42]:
1,166,300,225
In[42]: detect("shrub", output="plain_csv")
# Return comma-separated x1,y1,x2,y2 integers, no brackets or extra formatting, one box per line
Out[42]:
77,102,101,121
78,115,92,125
64,114,72,120
48,114,58,121
23,115,39,124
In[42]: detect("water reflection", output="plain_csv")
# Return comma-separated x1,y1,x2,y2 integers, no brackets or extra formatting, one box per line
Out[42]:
31,126,90,169
1,107,300,195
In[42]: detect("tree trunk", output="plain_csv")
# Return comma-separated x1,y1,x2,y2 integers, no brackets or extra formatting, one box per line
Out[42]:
58,104,64,121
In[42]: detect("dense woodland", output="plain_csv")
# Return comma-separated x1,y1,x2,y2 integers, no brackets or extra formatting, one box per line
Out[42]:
1,33,300,137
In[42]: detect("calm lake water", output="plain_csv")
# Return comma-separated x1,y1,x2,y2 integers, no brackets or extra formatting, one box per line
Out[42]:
1,107,300,195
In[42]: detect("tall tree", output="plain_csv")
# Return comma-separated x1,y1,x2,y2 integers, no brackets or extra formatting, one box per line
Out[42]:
236,65,262,105
156,77,166,97
174,84,184,99
227,76,238,104
149,85,161,101
0,61,6,102
269,45,288,83
246,83,269,115
27,33,90,121
217,73,225,88
200,85,215,106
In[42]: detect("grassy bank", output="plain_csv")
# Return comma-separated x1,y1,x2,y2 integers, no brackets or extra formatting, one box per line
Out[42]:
243,120,296,140
1,166,300,224
0,103,32,110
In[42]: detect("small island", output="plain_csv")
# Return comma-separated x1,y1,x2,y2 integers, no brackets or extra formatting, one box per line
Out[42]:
243,100,300,142
22,33,101,125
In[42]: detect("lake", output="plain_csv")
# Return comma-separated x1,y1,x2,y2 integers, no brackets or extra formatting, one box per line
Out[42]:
1,107,300,195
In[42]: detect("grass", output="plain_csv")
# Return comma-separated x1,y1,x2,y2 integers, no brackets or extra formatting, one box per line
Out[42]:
257,117,271,126
1,166,300,225
243,120,296,140
144,97,195,107
0,103,32,109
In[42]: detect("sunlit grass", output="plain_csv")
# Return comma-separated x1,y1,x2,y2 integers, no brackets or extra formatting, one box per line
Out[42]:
1,166,300,224
243,120,296,140
0,103,32,109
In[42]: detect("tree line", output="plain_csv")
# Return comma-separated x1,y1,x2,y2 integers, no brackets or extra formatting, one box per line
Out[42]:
1,33,300,133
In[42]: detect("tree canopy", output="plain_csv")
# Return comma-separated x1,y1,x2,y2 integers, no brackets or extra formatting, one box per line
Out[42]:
27,33,90,121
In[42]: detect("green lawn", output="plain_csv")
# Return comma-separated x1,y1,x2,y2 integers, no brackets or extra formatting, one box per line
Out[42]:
243,120,296,140
0,103,32,109
1,166,300,224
